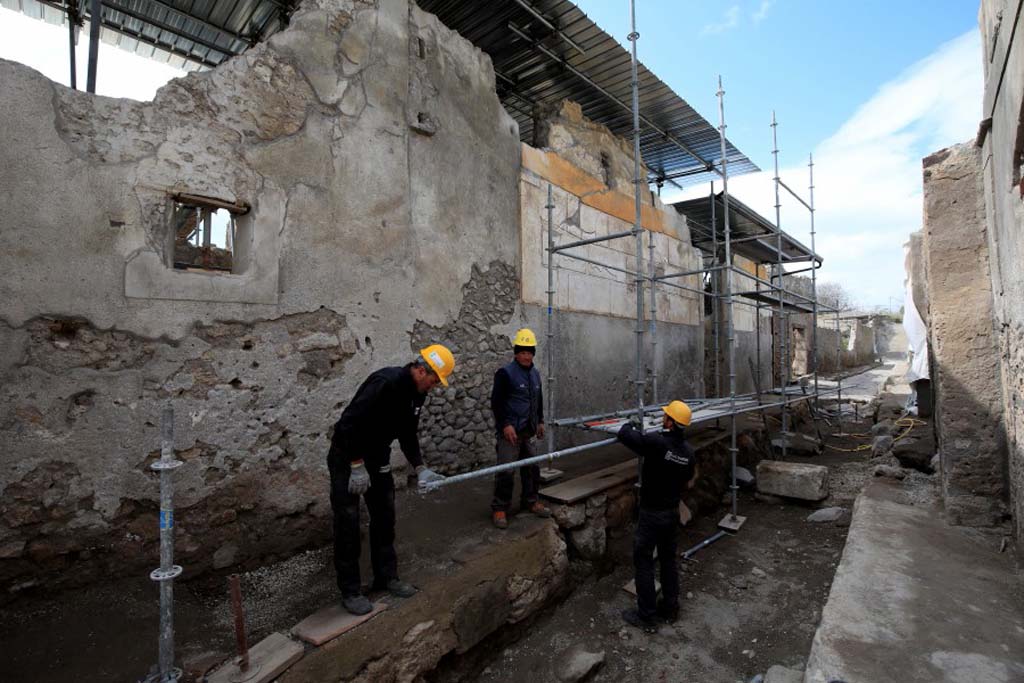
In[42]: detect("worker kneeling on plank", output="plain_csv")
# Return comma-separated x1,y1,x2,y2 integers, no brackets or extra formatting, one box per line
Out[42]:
489,328,552,529
617,400,695,633
327,344,452,616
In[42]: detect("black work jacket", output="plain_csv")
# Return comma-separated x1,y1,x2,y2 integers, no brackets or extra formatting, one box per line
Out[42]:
329,364,425,469
617,424,695,510
491,360,544,436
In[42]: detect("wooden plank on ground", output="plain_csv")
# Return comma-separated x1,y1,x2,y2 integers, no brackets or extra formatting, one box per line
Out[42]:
208,632,304,683
291,601,387,646
539,460,636,504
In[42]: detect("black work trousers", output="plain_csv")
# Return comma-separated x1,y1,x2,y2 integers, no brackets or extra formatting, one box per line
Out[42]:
491,431,539,512
328,455,398,597
633,506,680,621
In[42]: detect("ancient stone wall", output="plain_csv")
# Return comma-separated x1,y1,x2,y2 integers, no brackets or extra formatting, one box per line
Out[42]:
0,0,524,593
979,0,1024,540
922,142,1007,527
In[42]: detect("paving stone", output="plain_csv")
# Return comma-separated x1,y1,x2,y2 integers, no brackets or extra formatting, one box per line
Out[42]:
757,461,829,501
291,601,387,646
207,632,304,683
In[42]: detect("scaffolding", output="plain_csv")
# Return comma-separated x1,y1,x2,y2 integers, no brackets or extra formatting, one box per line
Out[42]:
422,3,845,510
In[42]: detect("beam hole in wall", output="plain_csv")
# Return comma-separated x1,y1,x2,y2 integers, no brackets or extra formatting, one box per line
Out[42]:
169,193,251,274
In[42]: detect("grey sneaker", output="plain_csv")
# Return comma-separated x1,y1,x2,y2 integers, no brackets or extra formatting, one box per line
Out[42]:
342,594,372,615
386,578,417,598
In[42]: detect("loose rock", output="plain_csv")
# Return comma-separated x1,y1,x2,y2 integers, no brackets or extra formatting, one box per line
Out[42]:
873,465,906,480
806,507,847,523
556,645,605,683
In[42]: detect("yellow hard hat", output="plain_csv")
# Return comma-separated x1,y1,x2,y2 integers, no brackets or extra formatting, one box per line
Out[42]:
420,344,455,386
662,400,692,427
513,328,537,347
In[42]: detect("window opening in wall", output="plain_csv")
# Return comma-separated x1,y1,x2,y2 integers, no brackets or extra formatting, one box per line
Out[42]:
170,194,249,273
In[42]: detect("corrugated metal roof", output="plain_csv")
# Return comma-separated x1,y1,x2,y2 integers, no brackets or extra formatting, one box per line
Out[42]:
4,0,295,70
416,0,758,187
7,0,759,187
673,192,821,265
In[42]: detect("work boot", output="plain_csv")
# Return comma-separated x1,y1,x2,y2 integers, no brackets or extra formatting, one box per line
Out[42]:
621,608,657,633
527,501,552,518
342,594,372,616
385,578,417,598
493,511,508,529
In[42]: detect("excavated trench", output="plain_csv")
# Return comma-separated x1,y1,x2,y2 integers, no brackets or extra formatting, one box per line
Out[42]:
1,399,885,683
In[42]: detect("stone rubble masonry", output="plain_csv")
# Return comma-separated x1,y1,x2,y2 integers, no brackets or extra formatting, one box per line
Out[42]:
0,0,524,594
921,142,1008,526
979,0,1024,541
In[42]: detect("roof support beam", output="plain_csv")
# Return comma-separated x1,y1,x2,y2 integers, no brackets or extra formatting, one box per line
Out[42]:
508,0,587,56
506,22,720,177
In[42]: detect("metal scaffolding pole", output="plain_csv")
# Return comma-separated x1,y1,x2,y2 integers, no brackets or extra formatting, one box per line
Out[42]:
546,184,556,457
717,77,743,531
771,111,789,461
809,154,820,409
148,405,182,682
67,3,78,90
648,228,659,403
628,0,645,424
835,309,846,436
710,181,720,398
85,0,100,93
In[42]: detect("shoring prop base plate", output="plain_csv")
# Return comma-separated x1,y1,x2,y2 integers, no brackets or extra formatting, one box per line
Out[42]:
718,513,747,532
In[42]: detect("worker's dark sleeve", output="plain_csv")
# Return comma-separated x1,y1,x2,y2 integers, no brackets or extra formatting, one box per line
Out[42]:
536,380,544,424
397,402,423,470
491,368,511,429
616,423,657,458
343,374,390,462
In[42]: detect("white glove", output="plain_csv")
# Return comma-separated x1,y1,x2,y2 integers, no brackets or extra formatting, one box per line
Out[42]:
416,466,445,487
348,461,370,495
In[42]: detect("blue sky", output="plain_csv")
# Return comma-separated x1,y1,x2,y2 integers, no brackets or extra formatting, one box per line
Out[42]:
0,1,984,309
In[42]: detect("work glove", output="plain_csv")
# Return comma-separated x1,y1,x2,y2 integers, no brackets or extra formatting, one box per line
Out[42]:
348,461,370,495
627,414,643,429
416,465,445,487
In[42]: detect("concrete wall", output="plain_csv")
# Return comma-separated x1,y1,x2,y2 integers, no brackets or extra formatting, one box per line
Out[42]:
979,0,1024,540
922,142,1007,526
0,0,526,593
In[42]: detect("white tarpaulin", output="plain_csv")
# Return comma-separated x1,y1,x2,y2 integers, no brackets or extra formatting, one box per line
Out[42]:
903,257,929,383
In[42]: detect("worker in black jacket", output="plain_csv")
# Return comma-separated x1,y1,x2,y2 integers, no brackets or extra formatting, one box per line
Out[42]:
617,400,696,632
327,344,454,616
489,328,552,528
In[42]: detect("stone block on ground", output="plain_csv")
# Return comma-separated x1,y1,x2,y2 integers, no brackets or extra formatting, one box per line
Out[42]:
291,601,387,646
870,420,893,437
756,461,829,501
892,434,936,473
207,632,304,683
806,507,847,523
556,644,605,682
871,434,894,457
873,465,905,480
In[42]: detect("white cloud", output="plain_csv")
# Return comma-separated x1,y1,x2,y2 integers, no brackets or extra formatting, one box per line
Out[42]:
0,8,185,101
752,0,775,23
702,6,741,35
669,30,982,309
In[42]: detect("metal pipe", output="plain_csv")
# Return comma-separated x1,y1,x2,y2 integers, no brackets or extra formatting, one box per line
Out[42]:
717,77,739,521
509,0,587,55
711,181,720,398
229,575,250,672
550,228,635,252
777,177,812,211
648,228,659,403
657,263,729,282
85,0,100,93
149,405,183,682
835,309,845,435
682,530,730,560
628,0,645,426
420,437,619,492
546,184,556,457
771,111,789,461
67,5,77,90
809,154,820,408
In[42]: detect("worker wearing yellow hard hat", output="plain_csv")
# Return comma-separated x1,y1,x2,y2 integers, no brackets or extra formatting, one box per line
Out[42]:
327,343,455,615
616,399,696,632
489,328,551,528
